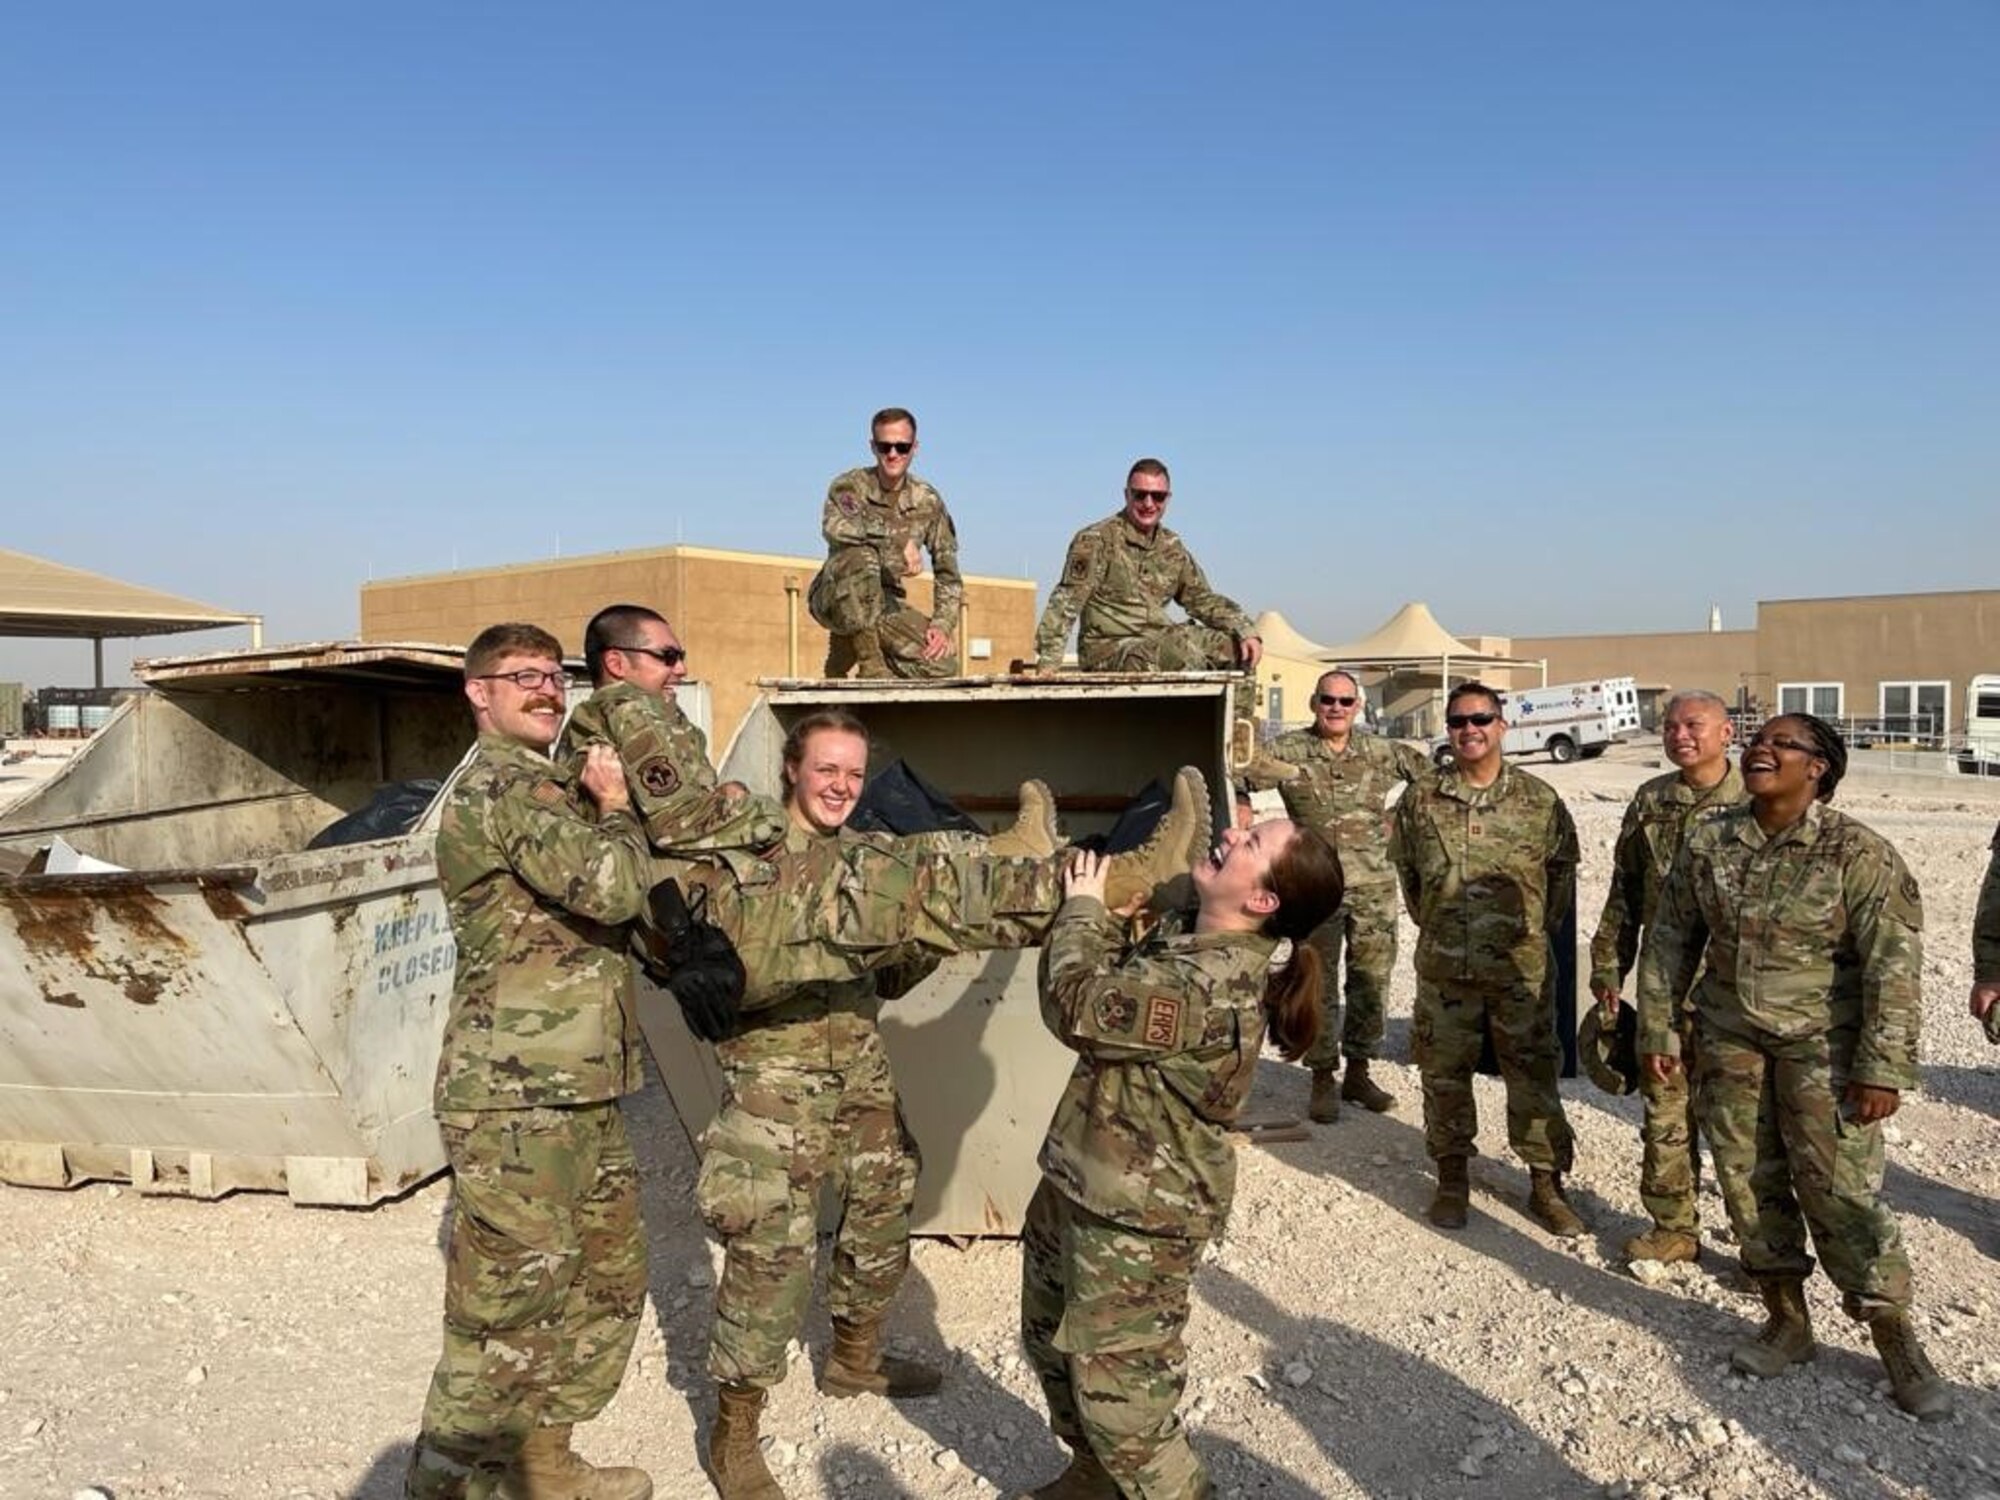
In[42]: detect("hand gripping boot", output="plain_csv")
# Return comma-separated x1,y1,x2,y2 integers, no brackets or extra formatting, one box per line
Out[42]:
496,1425,653,1500
1730,1277,1816,1378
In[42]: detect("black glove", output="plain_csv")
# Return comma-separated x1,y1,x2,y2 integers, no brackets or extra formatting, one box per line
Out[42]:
672,956,744,1043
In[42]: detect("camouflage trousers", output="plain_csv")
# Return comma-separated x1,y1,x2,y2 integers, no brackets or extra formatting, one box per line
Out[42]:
1413,977,1575,1171
1639,1011,1701,1234
680,842,1063,1008
809,544,952,680
406,1102,646,1500
1079,625,1238,673
1301,881,1399,1071
1695,1015,1912,1310
1020,1181,1208,1500
699,1047,922,1387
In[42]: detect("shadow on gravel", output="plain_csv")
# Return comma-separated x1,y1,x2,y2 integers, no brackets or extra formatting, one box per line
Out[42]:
1884,1159,2000,1261
343,1441,414,1499
1201,1264,1594,1497
816,1445,918,1497
1914,1059,2000,1117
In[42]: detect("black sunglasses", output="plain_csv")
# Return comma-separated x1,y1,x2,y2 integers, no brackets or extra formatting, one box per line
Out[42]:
1446,711,1499,729
872,440,914,456
1125,487,1170,504
619,644,686,668
1313,694,1358,708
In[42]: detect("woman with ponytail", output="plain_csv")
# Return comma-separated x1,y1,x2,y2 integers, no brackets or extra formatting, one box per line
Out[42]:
1017,818,1344,1500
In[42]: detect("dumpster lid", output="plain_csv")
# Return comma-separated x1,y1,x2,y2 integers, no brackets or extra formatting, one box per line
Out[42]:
133,640,468,693
754,671,1239,705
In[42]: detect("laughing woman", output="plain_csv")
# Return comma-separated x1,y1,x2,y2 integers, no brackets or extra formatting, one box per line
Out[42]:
1017,819,1344,1500
1636,714,1951,1422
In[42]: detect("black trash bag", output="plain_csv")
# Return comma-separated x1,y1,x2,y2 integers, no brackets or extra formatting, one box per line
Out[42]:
1073,777,1172,856
308,779,442,849
847,758,985,837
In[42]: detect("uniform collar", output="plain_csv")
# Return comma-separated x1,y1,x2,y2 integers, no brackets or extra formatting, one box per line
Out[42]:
1667,761,1743,805
1113,510,1166,549
1437,759,1517,804
1733,797,1828,850
476,730,560,774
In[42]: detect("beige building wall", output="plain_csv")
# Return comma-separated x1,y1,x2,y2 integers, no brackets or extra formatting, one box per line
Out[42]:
1755,591,2000,730
361,544,1040,753
1505,629,1758,709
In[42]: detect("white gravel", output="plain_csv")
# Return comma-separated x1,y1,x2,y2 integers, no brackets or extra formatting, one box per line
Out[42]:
2,752,1997,1497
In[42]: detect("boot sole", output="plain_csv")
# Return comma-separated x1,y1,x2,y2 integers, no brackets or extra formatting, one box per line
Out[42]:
1730,1343,1816,1378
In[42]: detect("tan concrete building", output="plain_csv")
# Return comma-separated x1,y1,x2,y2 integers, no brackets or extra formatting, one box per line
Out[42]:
1507,588,2000,738
360,544,1039,752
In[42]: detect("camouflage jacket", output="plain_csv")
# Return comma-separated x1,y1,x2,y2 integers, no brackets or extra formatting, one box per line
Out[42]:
1635,802,1924,1090
1976,822,2000,984
433,731,653,1112
1588,764,1748,993
1256,728,1429,889
1036,897,1273,1239
562,682,786,861
821,466,963,630
1392,762,1579,991
1033,512,1254,665
717,822,938,1065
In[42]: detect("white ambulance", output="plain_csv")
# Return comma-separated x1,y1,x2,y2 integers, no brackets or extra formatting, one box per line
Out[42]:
1432,676,1643,766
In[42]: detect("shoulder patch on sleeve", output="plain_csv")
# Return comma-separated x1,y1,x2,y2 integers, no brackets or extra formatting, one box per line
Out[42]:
636,755,680,798
531,779,566,806
1095,987,1138,1034
1065,535,1098,581
1143,994,1182,1047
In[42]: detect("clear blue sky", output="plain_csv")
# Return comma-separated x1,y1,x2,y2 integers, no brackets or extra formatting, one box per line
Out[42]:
4,2,1995,686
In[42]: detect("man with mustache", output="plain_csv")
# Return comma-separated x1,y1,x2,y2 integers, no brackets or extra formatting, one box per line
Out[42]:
405,622,657,1500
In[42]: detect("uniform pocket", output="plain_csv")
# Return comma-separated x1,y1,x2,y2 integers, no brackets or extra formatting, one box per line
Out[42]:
695,1107,798,1238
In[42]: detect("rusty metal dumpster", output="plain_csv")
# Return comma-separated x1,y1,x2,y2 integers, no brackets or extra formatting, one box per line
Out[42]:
640,671,1236,1237
0,642,474,1206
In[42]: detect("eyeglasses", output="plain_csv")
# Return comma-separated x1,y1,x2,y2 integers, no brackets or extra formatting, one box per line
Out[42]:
476,668,572,692
872,440,914,456
1125,487,1170,504
1313,694,1359,708
1445,711,1499,730
1747,733,1817,755
618,644,687,668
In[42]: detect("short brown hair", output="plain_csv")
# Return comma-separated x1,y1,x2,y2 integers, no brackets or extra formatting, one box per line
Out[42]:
464,622,563,679
1446,680,1504,717
1127,457,1171,487
871,407,917,438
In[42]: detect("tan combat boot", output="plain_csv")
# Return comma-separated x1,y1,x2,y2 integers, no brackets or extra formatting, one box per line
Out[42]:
497,1425,653,1500
1730,1277,1816,1378
823,633,858,679
988,780,1061,859
1427,1155,1470,1229
820,1314,944,1400
1866,1308,1954,1421
708,1384,787,1500
1526,1169,1585,1239
850,628,891,678
1103,767,1210,911
1308,1068,1341,1123
1624,1226,1700,1265
1012,1446,1120,1500
1340,1058,1397,1113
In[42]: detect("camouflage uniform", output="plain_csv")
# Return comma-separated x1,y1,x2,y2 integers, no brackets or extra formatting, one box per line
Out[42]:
1034,511,1253,672
1391,763,1579,1170
1258,728,1428,1067
1021,897,1275,1500
1588,765,1747,1234
561,681,787,864
1636,802,1923,1310
1976,824,2000,1041
698,821,939,1389
808,466,962,679
407,733,654,1500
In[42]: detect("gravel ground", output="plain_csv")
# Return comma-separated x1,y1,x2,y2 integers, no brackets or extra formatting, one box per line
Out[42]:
3,752,1998,1499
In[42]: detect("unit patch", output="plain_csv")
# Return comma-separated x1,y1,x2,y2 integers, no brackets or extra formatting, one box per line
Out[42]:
1094,988,1138,1034
637,756,681,798
1143,994,1182,1047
